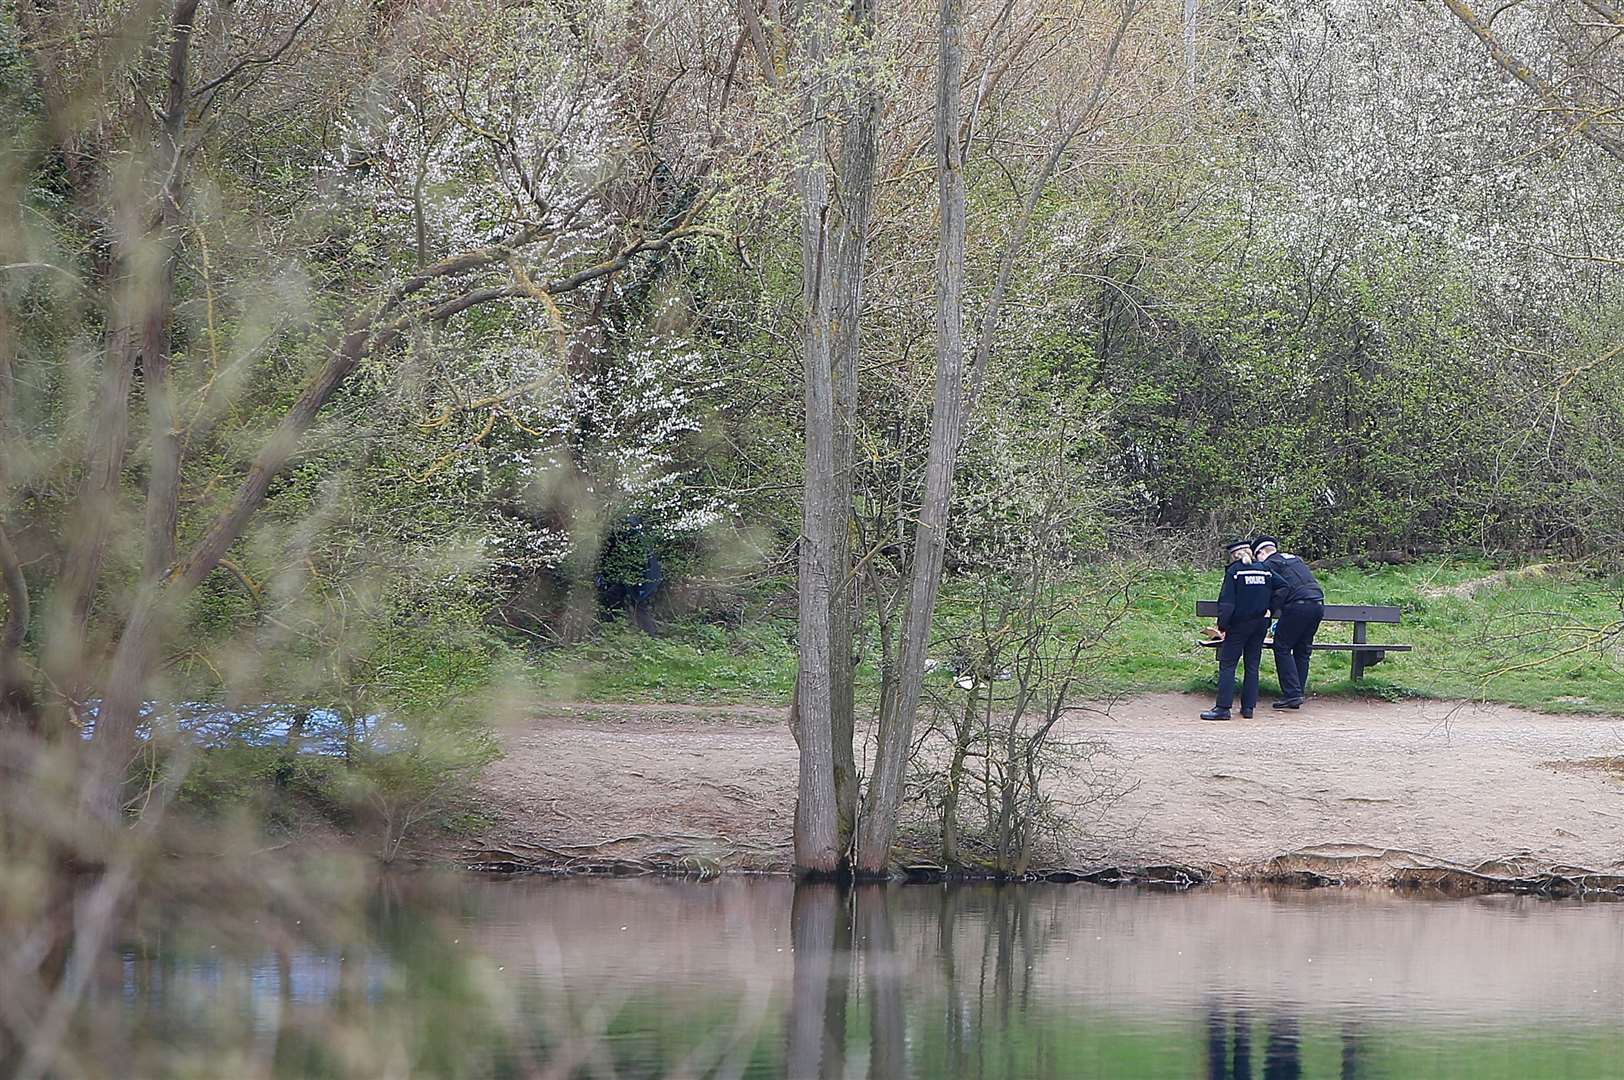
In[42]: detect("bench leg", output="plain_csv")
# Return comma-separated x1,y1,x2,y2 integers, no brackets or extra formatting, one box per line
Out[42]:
1351,621,1367,682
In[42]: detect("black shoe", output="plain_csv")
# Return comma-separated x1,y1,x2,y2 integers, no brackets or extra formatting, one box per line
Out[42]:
1271,698,1304,710
1241,710,1254,719
1200,708,1231,721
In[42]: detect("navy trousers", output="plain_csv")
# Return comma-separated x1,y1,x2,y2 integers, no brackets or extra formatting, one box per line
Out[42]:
1215,616,1268,713
1272,601,1324,700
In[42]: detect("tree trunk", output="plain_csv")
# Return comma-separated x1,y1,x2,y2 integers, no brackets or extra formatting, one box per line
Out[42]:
994,771,1017,874
82,599,160,820
855,0,967,875
46,0,200,728
853,0,1138,873
97,3,203,789
827,0,879,856
0,301,33,728
0,525,31,728
993,690,1032,873
139,0,200,586
47,310,139,693
792,0,841,875
941,691,974,868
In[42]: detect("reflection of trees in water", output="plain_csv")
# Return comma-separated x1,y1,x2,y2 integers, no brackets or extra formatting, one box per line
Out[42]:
785,885,911,1080
863,888,907,1079
787,885,1386,1080
788,884,1059,1080
986,887,1041,1079
938,888,965,1073
787,884,846,1080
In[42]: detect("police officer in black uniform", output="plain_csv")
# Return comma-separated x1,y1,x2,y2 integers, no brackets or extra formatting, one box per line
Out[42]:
1202,539,1277,721
1252,534,1324,709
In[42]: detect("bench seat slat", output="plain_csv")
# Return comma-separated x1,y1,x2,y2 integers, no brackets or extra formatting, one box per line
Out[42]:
1199,641,1412,651
1306,643,1412,651
1194,600,1402,623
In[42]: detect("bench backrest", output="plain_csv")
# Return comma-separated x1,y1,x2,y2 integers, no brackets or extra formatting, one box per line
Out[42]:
1194,601,1401,623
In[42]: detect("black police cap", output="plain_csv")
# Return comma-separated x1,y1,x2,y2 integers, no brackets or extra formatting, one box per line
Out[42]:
1252,534,1279,551
1223,538,1252,554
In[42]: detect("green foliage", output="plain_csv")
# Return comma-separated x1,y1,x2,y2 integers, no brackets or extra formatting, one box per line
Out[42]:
1084,236,1564,556
5,0,1619,852
338,723,502,862
175,743,348,826
536,617,798,702
167,559,517,848
1097,560,1624,712
0,15,41,151
172,711,502,856
536,560,1624,714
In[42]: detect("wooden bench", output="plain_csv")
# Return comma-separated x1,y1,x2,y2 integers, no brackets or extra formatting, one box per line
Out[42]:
1194,601,1411,681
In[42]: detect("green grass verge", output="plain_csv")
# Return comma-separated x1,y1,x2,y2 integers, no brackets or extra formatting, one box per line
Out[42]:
1102,559,1624,713
534,559,1624,714
533,617,800,704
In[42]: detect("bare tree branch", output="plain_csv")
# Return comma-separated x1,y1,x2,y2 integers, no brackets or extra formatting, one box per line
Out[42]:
856,0,970,874
964,0,1141,416
192,1,323,116
1441,0,1624,161
737,0,781,88
141,0,201,584
0,262,83,283
1577,0,1624,29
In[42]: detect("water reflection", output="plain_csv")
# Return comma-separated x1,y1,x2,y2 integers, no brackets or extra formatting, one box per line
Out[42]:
771,882,1624,1080
1207,1010,1368,1080
1264,1013,1300,1080
115,877,1624,1078
796,887,1319,1080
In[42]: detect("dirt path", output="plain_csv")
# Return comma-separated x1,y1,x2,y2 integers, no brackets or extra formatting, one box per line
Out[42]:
466,694,1624,879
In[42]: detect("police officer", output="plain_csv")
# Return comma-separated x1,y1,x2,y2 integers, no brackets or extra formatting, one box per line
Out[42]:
1252,534,1324,709
1202,539,1276,721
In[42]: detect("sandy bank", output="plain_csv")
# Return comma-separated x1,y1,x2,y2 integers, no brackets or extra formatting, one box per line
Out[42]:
463,694,1624,882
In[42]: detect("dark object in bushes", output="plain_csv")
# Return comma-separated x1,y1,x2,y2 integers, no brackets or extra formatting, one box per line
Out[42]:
597,516,664,636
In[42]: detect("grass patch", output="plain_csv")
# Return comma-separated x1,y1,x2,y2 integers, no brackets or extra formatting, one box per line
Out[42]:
533,559,1624,714
1093,559,1624,711
533,618,800,703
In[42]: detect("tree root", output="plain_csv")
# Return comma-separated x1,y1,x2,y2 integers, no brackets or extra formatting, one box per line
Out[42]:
460,831,791,877
1389,866,1624,897
1260,845,1624,895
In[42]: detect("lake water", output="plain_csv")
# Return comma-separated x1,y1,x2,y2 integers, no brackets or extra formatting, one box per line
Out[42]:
121,877,1624,1078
